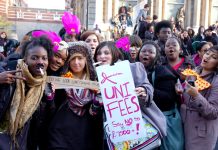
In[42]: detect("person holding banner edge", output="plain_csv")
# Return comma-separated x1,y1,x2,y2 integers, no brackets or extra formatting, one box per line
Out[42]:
47,41,103,150
93,41,166,150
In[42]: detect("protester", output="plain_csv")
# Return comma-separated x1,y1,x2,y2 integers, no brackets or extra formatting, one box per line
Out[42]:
163,37,195,75
151,14,158,26
154,20,173,57
137,40,184,150
0,36,53,150
47,41,103,150
93,24,102,34
194,26,205,42
144,23,155,41
193,41,212,66
94,41,154,149
179,45,218,150
129,35,142,62
179,30,191,56
27,31,69,150
80,30,100,57
136,4,149,23
0,32,7,55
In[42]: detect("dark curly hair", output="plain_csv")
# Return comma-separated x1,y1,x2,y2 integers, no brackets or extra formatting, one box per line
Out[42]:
21,36,54,59
154,20,172,35
136,40,161,69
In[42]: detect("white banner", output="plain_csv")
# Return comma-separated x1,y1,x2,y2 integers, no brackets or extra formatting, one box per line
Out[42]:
47,76,99,90
96,60,146,143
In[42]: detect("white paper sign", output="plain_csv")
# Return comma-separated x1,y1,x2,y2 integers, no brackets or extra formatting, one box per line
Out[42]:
46,76,99,90
96,60,146,143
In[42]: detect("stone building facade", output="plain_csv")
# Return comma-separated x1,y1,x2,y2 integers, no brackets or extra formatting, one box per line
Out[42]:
0,0,64,40
1,0,218,40
148,0,218,30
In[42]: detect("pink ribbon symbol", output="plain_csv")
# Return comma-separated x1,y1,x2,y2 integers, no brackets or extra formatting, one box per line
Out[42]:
101,72,117,84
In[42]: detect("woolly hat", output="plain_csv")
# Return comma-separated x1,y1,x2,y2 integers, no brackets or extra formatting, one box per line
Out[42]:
63,41,96,81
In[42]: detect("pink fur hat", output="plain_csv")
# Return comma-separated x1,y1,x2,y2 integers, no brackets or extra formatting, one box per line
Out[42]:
61,11,81,35
32,30,68,52
115,36,130,52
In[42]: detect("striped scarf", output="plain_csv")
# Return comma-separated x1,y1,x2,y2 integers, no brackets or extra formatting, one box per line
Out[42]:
66,88,94,116
65,74,95,116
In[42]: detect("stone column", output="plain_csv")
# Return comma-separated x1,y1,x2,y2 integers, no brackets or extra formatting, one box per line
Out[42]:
113,0,120,16
105,0,112,23
153,0,163,20
200,0,209,28
94,0,104,25
192,0,202,31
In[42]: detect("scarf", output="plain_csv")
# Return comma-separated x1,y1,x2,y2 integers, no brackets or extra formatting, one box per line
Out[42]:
9,59,47,140
65,73,94,116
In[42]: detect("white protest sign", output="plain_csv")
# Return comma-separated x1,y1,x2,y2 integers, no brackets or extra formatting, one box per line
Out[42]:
47,76,99,90
96,60,146,143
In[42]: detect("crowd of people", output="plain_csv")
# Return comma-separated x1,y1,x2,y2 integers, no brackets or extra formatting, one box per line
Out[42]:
0,4,218,150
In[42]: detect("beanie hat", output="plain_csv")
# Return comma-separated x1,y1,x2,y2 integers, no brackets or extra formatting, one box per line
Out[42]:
63,41,96,81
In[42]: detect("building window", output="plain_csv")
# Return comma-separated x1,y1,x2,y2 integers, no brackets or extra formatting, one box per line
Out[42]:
212,0,218,24
16,10,24,18
36,11,42,20
166,0,184,20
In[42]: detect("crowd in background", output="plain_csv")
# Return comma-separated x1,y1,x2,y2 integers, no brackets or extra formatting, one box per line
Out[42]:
0,3,218,150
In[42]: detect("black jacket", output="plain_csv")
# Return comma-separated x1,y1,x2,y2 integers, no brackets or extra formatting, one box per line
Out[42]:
0,60,30,150
0,60,17,121
147,65,180,111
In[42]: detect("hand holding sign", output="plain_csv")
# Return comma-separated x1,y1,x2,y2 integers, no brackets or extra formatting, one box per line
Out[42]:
96,60,146,143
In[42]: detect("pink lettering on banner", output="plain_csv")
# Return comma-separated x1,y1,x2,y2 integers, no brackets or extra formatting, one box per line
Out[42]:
136,123,140,135
97,61,145,142
124,118,133,126
104,82,140,119
106,96,140,118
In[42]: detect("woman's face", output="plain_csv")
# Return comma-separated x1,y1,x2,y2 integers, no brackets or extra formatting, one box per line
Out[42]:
139,44,157,67
183,31,188,37
64,33,76,42
198,44,210,59
96,46,112,65
130,46,140,60
200,27,205,33
69,53,86,74
165,38,181,61
24,46,48,77
85,34,99,57
121,7,126,13
201,50,218,71
0,32,6,39
49,49,68,71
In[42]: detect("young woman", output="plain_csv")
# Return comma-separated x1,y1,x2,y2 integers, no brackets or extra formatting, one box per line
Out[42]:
27,40,69,150
137,41,184,150
80,30,100,57
94,41,153,100
164,37,195,75
94,41,155,150
0,32,7,55
0,36,53,150
47,41,103,150
193,41,212,66
179,45,218,150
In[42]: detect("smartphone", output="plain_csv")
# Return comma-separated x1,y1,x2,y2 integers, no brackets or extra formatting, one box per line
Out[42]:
188,80,195,86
